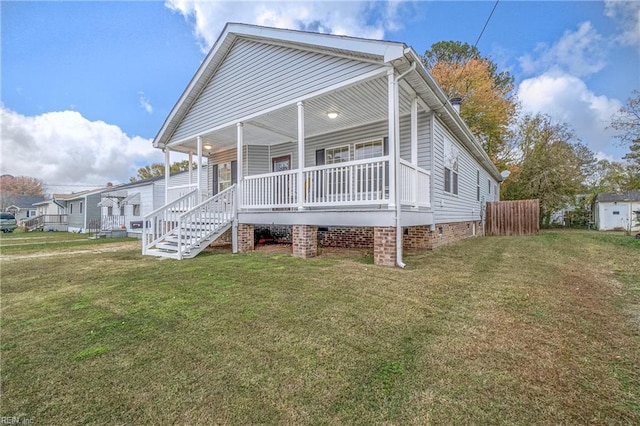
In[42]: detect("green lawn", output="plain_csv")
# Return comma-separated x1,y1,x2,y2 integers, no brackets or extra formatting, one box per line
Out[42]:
1,230,639,424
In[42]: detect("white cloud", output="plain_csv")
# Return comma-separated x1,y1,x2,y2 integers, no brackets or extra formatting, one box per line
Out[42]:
165,0,408,51
518,71,624,158
0,107,164,188
605,0,640,49
138,91,153,114
519,21,607,77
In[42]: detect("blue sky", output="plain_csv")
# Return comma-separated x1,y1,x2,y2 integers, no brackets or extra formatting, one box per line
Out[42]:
1,1,639,191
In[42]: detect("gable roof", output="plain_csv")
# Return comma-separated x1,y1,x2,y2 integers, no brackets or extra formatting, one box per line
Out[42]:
55,187,106,202
4,195,46,209
595,191,640,203
153,23,501,181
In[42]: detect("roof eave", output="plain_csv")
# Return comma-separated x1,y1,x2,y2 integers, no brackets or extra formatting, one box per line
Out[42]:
402,48,503,182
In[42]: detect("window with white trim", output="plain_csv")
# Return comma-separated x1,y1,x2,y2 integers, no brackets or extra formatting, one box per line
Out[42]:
476,170,481,202
354,139,383,160
133,204,141,216
218,162,232,192
443,137,459,195
325,145,350,164
80,202,83,214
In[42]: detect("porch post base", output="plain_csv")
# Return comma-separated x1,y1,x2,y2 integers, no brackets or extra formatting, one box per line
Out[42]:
237,223,254,253
374,226,396,267
292,225,318,258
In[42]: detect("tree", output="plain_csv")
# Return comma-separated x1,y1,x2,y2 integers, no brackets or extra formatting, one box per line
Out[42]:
423,41,518,170
501,114,591,226
609,90,640,165
130,160,196,182
0,175,46,211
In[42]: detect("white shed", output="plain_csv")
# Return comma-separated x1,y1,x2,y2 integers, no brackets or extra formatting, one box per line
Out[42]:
594,191,640,232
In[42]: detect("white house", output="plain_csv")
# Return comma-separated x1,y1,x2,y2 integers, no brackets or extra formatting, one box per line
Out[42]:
4,195,45,223
99,166,207,237
594,191,640,232
143,23,502,266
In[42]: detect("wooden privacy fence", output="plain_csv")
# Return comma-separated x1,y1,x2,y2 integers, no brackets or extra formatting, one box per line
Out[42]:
485,199,539,236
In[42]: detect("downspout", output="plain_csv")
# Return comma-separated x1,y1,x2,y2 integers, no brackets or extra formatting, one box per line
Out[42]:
393,61,416,268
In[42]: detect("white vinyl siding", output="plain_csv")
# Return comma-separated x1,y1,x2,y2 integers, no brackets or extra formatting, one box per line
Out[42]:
432,117,497,223
170,39,384,144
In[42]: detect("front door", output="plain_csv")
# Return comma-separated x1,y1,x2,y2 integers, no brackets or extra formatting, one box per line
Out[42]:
272,155,291,172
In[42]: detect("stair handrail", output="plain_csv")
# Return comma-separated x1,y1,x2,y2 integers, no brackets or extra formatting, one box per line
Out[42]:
142,188,198,255
174,185,237,259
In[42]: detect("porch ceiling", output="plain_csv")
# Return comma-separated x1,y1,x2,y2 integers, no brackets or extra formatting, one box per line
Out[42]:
173,75,415,154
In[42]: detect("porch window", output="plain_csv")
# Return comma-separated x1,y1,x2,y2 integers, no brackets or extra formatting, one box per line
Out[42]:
133,204,141,216
218,162,232,192
107,206,113,216
120,205,125,216
354,140,383,160
325,145,350,164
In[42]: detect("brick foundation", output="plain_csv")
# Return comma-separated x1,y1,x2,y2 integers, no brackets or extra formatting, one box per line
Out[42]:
210,228,233,246
373,226,396,267
237,223,255,253
292,225,318,258
421,220,483,250
318,226,374,248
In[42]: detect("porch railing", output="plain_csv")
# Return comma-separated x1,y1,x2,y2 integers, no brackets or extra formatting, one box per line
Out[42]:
173,185,236,258
142,188,199,255
399,160,431,207
241,157,429,209
167,184,198,204
23,214,68,231
303,157,389,206
242,169,298,208
101,215,125,230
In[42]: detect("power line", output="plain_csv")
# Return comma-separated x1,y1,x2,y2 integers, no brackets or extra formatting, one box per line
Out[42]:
474,0,499,48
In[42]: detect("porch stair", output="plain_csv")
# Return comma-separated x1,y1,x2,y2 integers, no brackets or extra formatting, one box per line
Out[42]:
142,185,236,260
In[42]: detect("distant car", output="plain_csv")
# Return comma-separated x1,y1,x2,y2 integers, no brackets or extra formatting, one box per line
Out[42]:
0,212,18,233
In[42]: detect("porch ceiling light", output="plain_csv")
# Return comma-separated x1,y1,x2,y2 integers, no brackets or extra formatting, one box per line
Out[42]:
326,111,339,119
203,143,213,150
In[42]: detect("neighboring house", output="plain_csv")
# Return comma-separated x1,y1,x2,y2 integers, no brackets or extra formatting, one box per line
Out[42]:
143,23,503,265
4,195,45,223
27,197,68,231
99,166,207,237
55,188,106,233
594,191,640,232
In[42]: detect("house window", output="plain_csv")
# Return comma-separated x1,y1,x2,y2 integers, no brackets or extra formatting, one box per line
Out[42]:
613,211,620,215
443,137,459,195
354,140,383,160
133,204,141,216
476,170,480,202
218,162,232,192
325,145,350,164
70,203,73,214
120,206,125,216
80,202,83,214
488,179,491,194
107,206,113,216
444,164,458,195
494,184,498,199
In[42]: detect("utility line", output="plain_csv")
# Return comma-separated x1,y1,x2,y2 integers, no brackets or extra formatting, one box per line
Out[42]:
474,0,499,48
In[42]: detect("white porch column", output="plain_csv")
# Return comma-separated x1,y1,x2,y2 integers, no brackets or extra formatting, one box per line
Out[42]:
196,136,203,203
236,122,244,207
387,69,397,208
188,151,193,186
411,96,419,208
164,147,170,203
297,101,305,210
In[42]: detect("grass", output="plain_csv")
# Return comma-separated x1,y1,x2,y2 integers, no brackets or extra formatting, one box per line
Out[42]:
1,230,639,424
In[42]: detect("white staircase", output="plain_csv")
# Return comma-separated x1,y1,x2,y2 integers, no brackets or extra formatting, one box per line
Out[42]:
142,185,236,259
